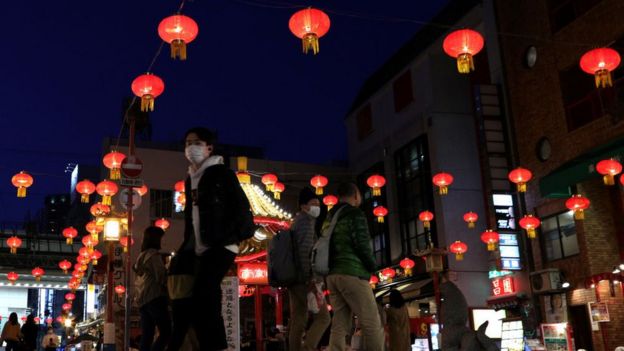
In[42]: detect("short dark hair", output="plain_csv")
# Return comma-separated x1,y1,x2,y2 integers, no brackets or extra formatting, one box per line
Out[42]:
141,226,165,251
184,127,216,145
388,289,405,308
337,182,359,199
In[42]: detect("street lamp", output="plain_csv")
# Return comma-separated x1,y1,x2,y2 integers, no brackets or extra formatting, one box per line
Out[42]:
103,218,122,242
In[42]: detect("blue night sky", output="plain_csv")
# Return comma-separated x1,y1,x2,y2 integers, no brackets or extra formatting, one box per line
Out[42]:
0,0,449,223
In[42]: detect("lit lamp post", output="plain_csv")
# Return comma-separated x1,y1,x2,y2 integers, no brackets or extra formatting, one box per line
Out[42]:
102,214,124,351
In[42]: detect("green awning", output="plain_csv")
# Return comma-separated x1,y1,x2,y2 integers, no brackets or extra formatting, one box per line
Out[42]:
540,137,624,198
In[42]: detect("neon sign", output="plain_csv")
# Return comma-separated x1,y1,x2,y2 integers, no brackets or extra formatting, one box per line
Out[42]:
491,276,515,297
237,262,268,285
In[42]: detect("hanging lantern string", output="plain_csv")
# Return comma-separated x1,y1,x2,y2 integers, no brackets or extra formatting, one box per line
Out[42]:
229,0,624,50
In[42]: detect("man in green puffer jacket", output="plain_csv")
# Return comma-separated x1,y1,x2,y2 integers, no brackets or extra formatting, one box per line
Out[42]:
324,182,384,351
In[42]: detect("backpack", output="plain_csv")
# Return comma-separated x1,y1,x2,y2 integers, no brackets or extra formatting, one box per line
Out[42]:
311,206,345,277
133,250,158,305
267,229,300,287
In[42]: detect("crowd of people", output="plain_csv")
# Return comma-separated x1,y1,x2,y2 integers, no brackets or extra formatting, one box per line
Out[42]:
0,313,60,351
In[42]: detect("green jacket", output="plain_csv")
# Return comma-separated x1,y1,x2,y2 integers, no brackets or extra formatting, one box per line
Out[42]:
324,203,377,279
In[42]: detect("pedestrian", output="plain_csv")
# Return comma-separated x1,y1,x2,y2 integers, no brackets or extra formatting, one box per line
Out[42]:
288,187,331,351
20,315,38,351
133,226,171,351
324,182,384,350
178,127,254,350
385,290,411,351
41,328,59,351
0,312,21,351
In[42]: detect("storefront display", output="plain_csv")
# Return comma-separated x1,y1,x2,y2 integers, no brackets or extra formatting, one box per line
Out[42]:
540,323,573,351
501,318,524,351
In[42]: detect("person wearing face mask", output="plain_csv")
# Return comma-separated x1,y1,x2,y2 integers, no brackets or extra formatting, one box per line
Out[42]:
173,127,254,351
288,187,331,351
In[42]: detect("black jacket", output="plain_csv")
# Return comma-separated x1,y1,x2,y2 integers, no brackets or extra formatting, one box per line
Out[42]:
183,164,254,249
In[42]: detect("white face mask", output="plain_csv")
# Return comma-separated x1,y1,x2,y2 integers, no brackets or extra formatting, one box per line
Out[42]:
185,145,211,165
307,206,321,218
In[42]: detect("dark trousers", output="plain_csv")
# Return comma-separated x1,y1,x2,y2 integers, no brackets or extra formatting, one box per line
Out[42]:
167,298,194,351
5,340,19,351
193,247,236,351
139,296,171,351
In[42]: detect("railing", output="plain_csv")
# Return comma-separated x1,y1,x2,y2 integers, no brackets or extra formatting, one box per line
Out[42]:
565,76,624,131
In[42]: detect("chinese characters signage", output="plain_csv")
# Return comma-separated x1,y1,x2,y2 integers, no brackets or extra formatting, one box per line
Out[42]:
237,262,268,285
491,276,515,297
221,277,240,351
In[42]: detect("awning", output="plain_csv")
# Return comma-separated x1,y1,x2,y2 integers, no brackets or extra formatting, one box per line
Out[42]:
539,137,624,198
486,293,524,310
377,278,433,303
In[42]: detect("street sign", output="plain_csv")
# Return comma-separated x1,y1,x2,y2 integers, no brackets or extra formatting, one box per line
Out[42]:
121,155,143,178
119,177,144,188
119,188,142,211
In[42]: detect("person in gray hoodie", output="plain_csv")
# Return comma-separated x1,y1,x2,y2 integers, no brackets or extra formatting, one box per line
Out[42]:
133,226,171,351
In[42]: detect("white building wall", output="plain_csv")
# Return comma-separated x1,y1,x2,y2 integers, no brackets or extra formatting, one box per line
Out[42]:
0,287,28,331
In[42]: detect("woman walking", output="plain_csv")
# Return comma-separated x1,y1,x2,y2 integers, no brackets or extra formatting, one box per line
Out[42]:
385,289,411,351
0,312,21,351
134,226,171,351
20,315,38,351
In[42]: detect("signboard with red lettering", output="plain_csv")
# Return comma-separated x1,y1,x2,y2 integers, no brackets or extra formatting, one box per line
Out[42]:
491,276,515,297
237,262,269,285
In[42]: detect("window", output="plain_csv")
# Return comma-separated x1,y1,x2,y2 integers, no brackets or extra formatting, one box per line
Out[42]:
541,211,580,261
393,70,413,112
356,104,373,141
547,0,603,33
150,189,173,219
357,163,390,267
394,135,435,254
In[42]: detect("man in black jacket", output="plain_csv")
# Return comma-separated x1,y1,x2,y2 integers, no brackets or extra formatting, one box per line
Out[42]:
176,127,254,351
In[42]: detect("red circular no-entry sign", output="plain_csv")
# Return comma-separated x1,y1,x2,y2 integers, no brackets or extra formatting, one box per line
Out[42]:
121,155,143,178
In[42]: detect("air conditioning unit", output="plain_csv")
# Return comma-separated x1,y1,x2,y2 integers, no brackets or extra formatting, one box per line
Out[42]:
530,269,562,294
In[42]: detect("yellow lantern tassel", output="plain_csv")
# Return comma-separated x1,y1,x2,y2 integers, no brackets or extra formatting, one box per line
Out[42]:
527,228,536,239
373,188,381,196
487,242,496,251
17,187,26,198
315,187,323,195
517,183,527,193
370,283,377,289
273,192,281,200
327,204,334,211
110,168,121,180
456,53,475,73
66,238,73,245
438,186,448,195
81,194,90,203
595,69,613,88
63,269,68,274
423,221,430,229
404,267,412,277
35,276,41,282
93,259,98,266
10,247,17,254
603,174,615,186
123,246,128,253
456,253,464,261
467,222,475,229
574,210,585,220
170,39,187,60
102,195,111,206
377,217,384,223
140,94,154,112
302,33,320,55
91,232,98,241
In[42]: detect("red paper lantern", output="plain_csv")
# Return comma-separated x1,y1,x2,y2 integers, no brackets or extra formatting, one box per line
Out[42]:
323,195,338,210
59,260,72,274
508,167,532,192
443,29,484,73
115,285,126,297
86,221,103,241
90,203,111,217
155,218,170,231
580,48,621,88
12,171,33,198
34,317,40,324
7,272,18,284
31,267,45,281
120,236,135,253
310,175,328,195
135,184,149,197
158,15,199,60
82,235,98,249
463,211,478,229
96,180,118,206
103,151,126,180
519,214,541,239
62,303,72,312
432,172,453,195
366,175,386,196
45,317,52,325
565,194,591,220
91,249,102,265
480,230,499,251
131,73,165,112
76,179,96,203
418,211,434,229
21,316,27,323
272,182,285,200
369,275,379,288
373,206,388,223
381,267,396,282
596,159,622,185
288,8,331,55
79,247,91,259
174,180,185,193
74,263,87,273
72,270,84,280
65,292,76,302
7,236,22,254
177,193,186,209
262,174,278,191
449,241,468,260
400,257,415,276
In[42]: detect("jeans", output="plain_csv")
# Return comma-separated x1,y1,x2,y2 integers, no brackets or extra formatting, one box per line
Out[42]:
193,246,236,351
139,296,171,351
326,274,384,351
288,284,331,351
